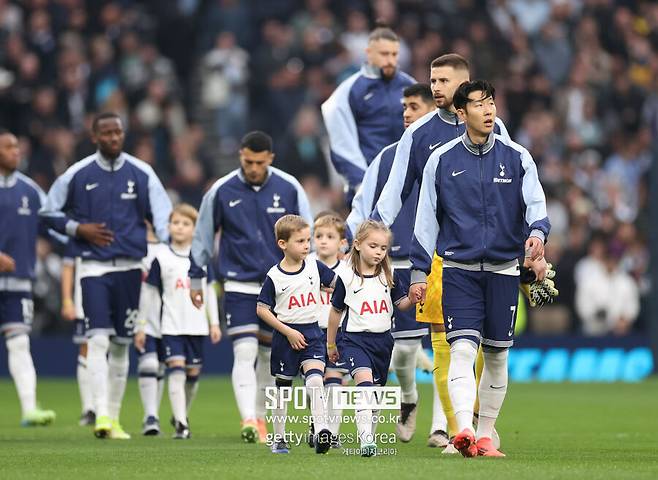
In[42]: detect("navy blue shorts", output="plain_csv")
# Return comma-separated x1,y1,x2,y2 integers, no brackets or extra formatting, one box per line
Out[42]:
442,268,520,348
340,330,394,386
0,291,33,336
141,335,166,363
72,318,89,345
321,327,348,373
224,292,273,342
81,269,142,343
270,322,325,380
391,268,428,339
162,335,204,367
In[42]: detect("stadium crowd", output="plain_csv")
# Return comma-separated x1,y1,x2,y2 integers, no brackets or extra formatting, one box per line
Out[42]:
0,0,656,337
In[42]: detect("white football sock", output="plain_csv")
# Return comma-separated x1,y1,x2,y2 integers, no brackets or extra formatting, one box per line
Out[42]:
392,339,420,404
157,362,166,412
476,348,509,440
185,375,199,414
355,382,373,446
232,338,258,421
305,373,328,432
324,380,342,435
7,334,37,416
447,339,478,433
137,353,159,419
255,345,273,419
371,409,380,436
77,354,94,414
168,368,187,425
107,341,129,421
272,384,288,440
430,375,447,433
87,335,110,418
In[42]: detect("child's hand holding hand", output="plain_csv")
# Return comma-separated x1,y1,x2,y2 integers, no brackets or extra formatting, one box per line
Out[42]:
210,324,221,344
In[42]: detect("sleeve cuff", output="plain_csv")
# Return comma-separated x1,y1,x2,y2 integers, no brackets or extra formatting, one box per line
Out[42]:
190,278,203,290
410,269,427,285
65,220,80,237
529,229,545,243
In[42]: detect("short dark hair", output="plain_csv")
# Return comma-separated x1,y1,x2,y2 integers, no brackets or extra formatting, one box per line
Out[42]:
453,80,496,111
403,83,433,104
92,112,122,132
368,24,399,43
430,53,469,71
0,127,11,136
240,131,273,153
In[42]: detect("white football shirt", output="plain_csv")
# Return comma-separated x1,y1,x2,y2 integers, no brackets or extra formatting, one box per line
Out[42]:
307,253,350,329
332,269,406,333
142,245,218,336
258,259,336,325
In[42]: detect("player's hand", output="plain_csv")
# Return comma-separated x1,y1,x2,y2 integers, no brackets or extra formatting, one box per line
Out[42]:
134,331,146,353
77,223,114,247
210,324,222,344
286,328,307,350
520,263,558,307
328,345,339,363
524,256,548,282
525,236,544,261
409,282,427,303
0,252,16,272
320,286,334,293
61,298,76,321
190,289,204,309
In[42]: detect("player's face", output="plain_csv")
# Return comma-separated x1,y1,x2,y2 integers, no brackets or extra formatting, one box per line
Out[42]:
457,91,497,138
430,66,470,109
402,95,435,128
355,229,389,268
0,133,20,174
92,117,124,159
282,227,311,262
366,39,399,80
239,148,273,185
313,226,343,259
169,213,195,245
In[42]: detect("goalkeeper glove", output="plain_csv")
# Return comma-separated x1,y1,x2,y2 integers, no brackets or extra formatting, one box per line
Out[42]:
520,263,559,307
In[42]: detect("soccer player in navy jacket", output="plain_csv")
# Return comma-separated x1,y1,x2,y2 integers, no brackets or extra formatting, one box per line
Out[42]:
40,112,172,439
0,129,56,426
189,131,313,443
321,26,415,200
410,80,550,457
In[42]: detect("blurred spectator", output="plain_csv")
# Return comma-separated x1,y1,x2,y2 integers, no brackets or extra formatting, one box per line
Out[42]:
575,244,640,336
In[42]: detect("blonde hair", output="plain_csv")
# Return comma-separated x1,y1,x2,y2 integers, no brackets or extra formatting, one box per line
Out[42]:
313,211,346,239
275,214,309,242
349,220,394,287
169,203,198,224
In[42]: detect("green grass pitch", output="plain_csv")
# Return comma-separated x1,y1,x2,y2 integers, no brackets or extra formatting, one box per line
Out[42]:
1,377,657,479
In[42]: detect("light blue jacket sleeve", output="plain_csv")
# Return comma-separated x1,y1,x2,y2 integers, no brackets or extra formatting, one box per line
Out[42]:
39,162,88,236
409,151,442,284
371,125,415,226
346,149,382,237
189,182,221,286
145,168,172,242
520,148,551,242
321,74,368,187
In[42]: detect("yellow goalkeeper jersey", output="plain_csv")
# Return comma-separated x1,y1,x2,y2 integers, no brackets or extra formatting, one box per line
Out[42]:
416,254,444,324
